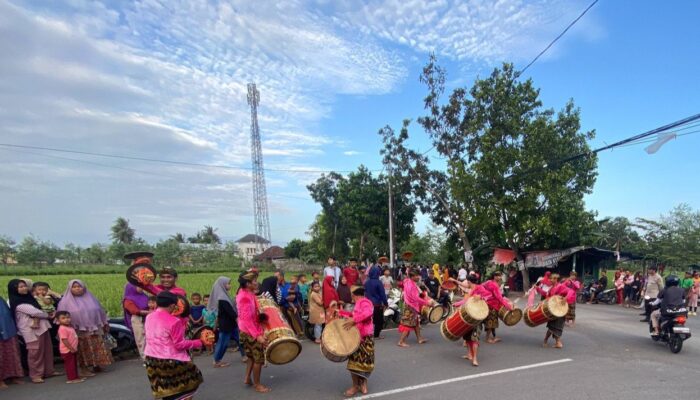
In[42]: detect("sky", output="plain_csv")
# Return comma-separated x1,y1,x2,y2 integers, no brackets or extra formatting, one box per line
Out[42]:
0,0,699,247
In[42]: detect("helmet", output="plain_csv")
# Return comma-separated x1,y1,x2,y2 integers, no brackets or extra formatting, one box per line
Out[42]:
665,275,680,287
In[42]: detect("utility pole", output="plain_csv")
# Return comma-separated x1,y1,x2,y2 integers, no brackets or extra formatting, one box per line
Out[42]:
387,161,395,270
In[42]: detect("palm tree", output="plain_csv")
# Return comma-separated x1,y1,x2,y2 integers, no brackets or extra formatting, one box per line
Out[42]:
110,217,135,244
170,233,186,243
200,225,221,244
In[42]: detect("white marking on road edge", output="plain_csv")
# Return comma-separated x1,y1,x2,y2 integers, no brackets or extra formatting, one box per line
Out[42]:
354,358,573,399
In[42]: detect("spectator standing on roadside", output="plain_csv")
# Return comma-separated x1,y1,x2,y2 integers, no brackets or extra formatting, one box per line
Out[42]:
640,267,664,322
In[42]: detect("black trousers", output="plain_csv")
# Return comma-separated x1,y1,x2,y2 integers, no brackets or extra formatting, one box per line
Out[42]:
644,298,656,319
373,305,384,338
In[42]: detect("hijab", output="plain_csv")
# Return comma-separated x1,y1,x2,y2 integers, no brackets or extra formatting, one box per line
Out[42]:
322,275,339,308
0,296,17,340
7,279,40,316
337,278,352,304
56,279,108,332
207,276,233,312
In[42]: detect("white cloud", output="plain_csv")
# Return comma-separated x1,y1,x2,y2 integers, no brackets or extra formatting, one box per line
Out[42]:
343,150,363,156
330,0,599,65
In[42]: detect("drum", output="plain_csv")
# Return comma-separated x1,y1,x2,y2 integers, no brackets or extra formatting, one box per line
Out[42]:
125,263,156,287
421,304,445,324
171,295,190,318
498,305,523,326
523,295,569,327
192,326,216,346
320,319,361,363
440,296,489,341
440,281,457,291
258,298,302,365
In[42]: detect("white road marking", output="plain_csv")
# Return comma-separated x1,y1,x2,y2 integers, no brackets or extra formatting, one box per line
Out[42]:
354,358,573,399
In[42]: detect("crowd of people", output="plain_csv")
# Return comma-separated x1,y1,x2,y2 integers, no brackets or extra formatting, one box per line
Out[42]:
2,253,698,398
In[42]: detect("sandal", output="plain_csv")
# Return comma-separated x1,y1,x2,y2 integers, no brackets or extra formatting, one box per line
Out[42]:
31,378,44,384
213,362,231,368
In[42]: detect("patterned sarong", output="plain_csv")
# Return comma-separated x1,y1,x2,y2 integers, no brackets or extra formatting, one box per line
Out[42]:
398,306,419,332
347,336,374,379
145,356,202,399
483,309,499,331
547,317,565,338
565,302,576,321
241,332,265,364
462,323,482,344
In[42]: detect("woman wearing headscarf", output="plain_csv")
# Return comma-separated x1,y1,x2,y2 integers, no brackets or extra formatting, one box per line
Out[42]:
8,279,57,383
322,276,340,322
1,294,24,388
364,266,388,339
56,280,112,376
208,276,241,368
432,264,441,284
337,276,353,310
122,283,150,360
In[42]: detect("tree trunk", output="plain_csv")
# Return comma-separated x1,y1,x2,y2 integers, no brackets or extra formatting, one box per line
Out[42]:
332,222,338,255
358,233,366,260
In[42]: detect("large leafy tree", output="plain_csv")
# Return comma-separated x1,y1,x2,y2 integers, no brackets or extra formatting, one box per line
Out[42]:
382,57,597,286
110,217,135,244
0,235,15,267
307,165,416,260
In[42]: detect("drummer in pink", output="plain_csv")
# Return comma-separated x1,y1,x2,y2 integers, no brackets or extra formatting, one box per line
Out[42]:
535,274,574,349
481,271,513,344
235,271,270,394
339,288,375,396
451,275,490,366
397,270,433,348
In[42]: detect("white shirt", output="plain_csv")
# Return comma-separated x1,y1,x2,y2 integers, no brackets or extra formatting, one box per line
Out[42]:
324,266,341,288
458,268,467,280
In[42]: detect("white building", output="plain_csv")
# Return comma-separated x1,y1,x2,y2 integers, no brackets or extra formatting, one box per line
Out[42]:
235,234,271,261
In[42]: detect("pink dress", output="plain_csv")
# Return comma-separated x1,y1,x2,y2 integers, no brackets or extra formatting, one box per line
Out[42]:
236,290,264,338
339,298,374,338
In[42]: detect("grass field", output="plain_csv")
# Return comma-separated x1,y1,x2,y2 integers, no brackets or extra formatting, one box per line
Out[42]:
0,272,273,317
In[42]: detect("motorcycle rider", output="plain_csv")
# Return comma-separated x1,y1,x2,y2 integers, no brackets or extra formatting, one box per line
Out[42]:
650,275,685,336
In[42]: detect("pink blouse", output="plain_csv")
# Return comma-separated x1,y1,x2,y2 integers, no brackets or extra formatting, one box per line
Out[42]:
538,283,576,305
402,278,431,313
144,308,201,362
14,304,51,343
236,289,264,338
143,284,186,297
482,280,512,310
339,297,374,338
453,284,490,308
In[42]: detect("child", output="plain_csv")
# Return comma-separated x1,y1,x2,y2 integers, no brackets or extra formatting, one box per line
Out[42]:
33,282,57,316
189,293,205,355
201,295,216,355
147,296,157,311
189,293,205,329
56,311,85,384
297,274,309,307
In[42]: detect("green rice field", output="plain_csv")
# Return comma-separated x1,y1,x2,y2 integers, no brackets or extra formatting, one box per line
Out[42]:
0,272,273,317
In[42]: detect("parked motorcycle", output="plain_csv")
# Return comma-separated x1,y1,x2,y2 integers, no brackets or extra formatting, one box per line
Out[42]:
648,303,691,353
383,288,402,327
107,317,137,355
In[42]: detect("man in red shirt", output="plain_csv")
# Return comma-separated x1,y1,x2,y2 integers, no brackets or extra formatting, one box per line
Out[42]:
344,258,361,287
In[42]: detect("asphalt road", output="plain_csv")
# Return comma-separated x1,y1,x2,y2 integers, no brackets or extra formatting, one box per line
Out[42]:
4,303,698,399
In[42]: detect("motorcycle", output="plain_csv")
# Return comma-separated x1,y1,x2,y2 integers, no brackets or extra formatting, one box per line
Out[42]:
595,288,617,305
107,317,137,355
648,303,691,353
577,282,595,304
383,288,402,327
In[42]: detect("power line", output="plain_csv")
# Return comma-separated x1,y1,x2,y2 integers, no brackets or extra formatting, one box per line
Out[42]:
517,0,599,76
0,143,381,174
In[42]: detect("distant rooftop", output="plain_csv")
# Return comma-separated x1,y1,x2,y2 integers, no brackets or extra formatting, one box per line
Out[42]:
236,234,271,244
254,246,285,261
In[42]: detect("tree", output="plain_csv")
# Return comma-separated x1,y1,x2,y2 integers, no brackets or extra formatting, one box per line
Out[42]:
307,165,416,260
0,235,15,267
382,57,597,286
170,233,186,243
199,226,221,244
16,236,60,265
110,217,135,244
284,238,307,259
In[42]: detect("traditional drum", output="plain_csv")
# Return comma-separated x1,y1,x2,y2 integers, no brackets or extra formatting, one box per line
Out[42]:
440,296,489,341
498,305,523,326
125,263,156,287
258,298,302,365
523,295,569,327
171,295,190,318
421,304,445,324
320,318,361,363
440,281,457,291
192,326,216,346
